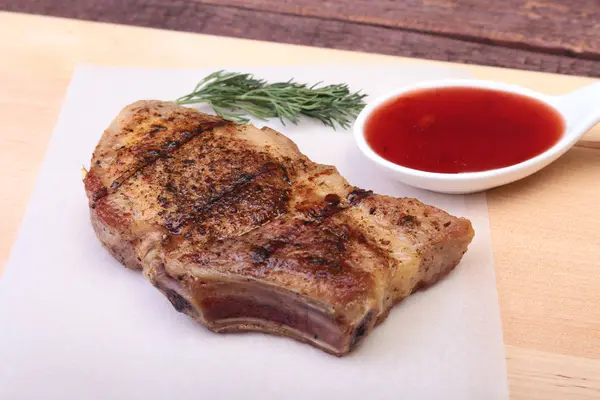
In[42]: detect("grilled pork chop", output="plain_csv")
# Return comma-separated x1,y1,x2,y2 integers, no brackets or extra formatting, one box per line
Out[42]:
84,100,474,356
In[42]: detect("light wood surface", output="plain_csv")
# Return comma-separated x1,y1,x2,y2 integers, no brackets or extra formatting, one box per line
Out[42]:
5,0,600,77
1,11,599,399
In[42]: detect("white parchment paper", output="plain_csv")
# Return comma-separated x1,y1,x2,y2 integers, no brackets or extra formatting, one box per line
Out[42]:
0,65,508,399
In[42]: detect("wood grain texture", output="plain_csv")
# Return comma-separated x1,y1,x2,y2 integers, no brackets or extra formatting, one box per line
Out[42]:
194,0,600,57
2,1,600,77
488,147,600,360
507,346,600,399
2,12,600,398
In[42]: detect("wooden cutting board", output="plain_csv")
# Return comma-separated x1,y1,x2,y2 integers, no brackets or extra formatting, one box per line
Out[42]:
1,11,599,399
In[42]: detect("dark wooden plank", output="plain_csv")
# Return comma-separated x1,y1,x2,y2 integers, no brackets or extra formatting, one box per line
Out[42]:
192,0,600,58
3,0,600,77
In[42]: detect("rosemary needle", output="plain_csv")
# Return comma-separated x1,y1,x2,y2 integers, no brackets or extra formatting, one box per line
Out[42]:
175,70,367,129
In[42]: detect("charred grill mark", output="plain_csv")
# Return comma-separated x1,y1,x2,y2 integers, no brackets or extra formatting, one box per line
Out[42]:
264,239,287,253
322,211,398,284
280,165,291,184
307,256,342,270
84,171,108,206
191,162,285,215
164,140,179,151
157,196,169,207
308,256,327,265
194,178,266,216
279,190,290,202
304,195,346,222
150,124,166,133
164,161,292,238
165,180,177,193
179,130,195,141
143,149,161,163
281,221,350,272
347,189,373,205
106,120,230,196
92,187,108,202
187,216,376,305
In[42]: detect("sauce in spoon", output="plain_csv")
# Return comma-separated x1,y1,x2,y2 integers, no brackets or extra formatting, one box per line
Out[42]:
365,87,565,173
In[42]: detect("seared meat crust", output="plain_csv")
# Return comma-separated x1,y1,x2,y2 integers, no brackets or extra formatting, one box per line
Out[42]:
84,101,474,356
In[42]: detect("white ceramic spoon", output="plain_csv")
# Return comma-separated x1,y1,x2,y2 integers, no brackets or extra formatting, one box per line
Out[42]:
353,79,600,194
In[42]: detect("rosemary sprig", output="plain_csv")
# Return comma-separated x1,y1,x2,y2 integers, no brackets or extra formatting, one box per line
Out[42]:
175,70,367,129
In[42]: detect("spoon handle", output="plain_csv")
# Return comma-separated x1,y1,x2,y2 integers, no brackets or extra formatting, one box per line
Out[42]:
554,83,600,142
